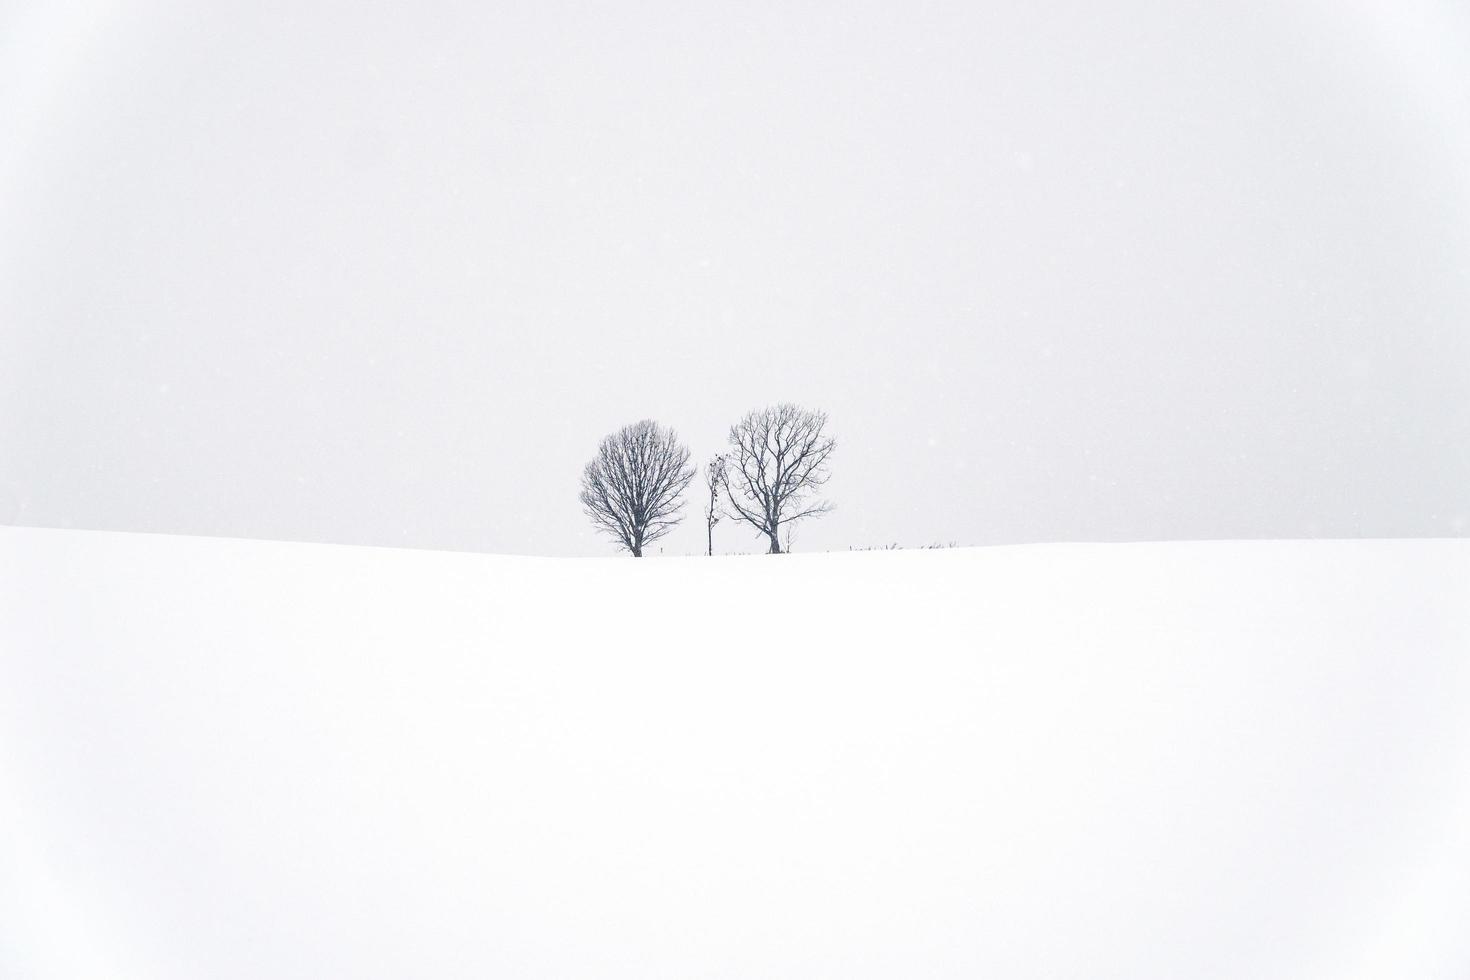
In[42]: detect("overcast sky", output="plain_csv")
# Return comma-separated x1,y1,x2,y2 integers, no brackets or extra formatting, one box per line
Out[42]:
2,0,1468,556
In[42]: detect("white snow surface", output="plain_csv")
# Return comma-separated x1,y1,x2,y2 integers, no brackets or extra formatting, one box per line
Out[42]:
3,526,1469,979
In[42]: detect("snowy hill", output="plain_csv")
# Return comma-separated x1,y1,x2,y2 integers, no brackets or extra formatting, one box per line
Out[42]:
3,526,1468,979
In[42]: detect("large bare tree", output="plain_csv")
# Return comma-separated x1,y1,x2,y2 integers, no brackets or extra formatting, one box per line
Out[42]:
724,404,835,554
580,420,696,557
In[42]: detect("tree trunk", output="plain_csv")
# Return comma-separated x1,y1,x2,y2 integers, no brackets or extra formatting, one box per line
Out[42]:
707,523,713,557
767,530,782,554
631,542,643,557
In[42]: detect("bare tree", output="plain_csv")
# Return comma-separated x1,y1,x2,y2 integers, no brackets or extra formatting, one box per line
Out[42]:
724,404,835,554
702,453,727,557
579,420,696,557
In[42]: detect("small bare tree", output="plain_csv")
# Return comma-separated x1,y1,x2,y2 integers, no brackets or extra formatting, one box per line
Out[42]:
702,453,727,557
724,403,835,554
580,420,696,557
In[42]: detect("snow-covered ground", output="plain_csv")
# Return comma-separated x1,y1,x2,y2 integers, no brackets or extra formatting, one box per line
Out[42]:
2,526,1468,979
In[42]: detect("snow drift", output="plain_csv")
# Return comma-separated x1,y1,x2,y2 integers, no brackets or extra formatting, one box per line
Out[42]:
2,526,1468,979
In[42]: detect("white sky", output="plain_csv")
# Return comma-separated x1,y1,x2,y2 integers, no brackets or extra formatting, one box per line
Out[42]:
3,0,1468,555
